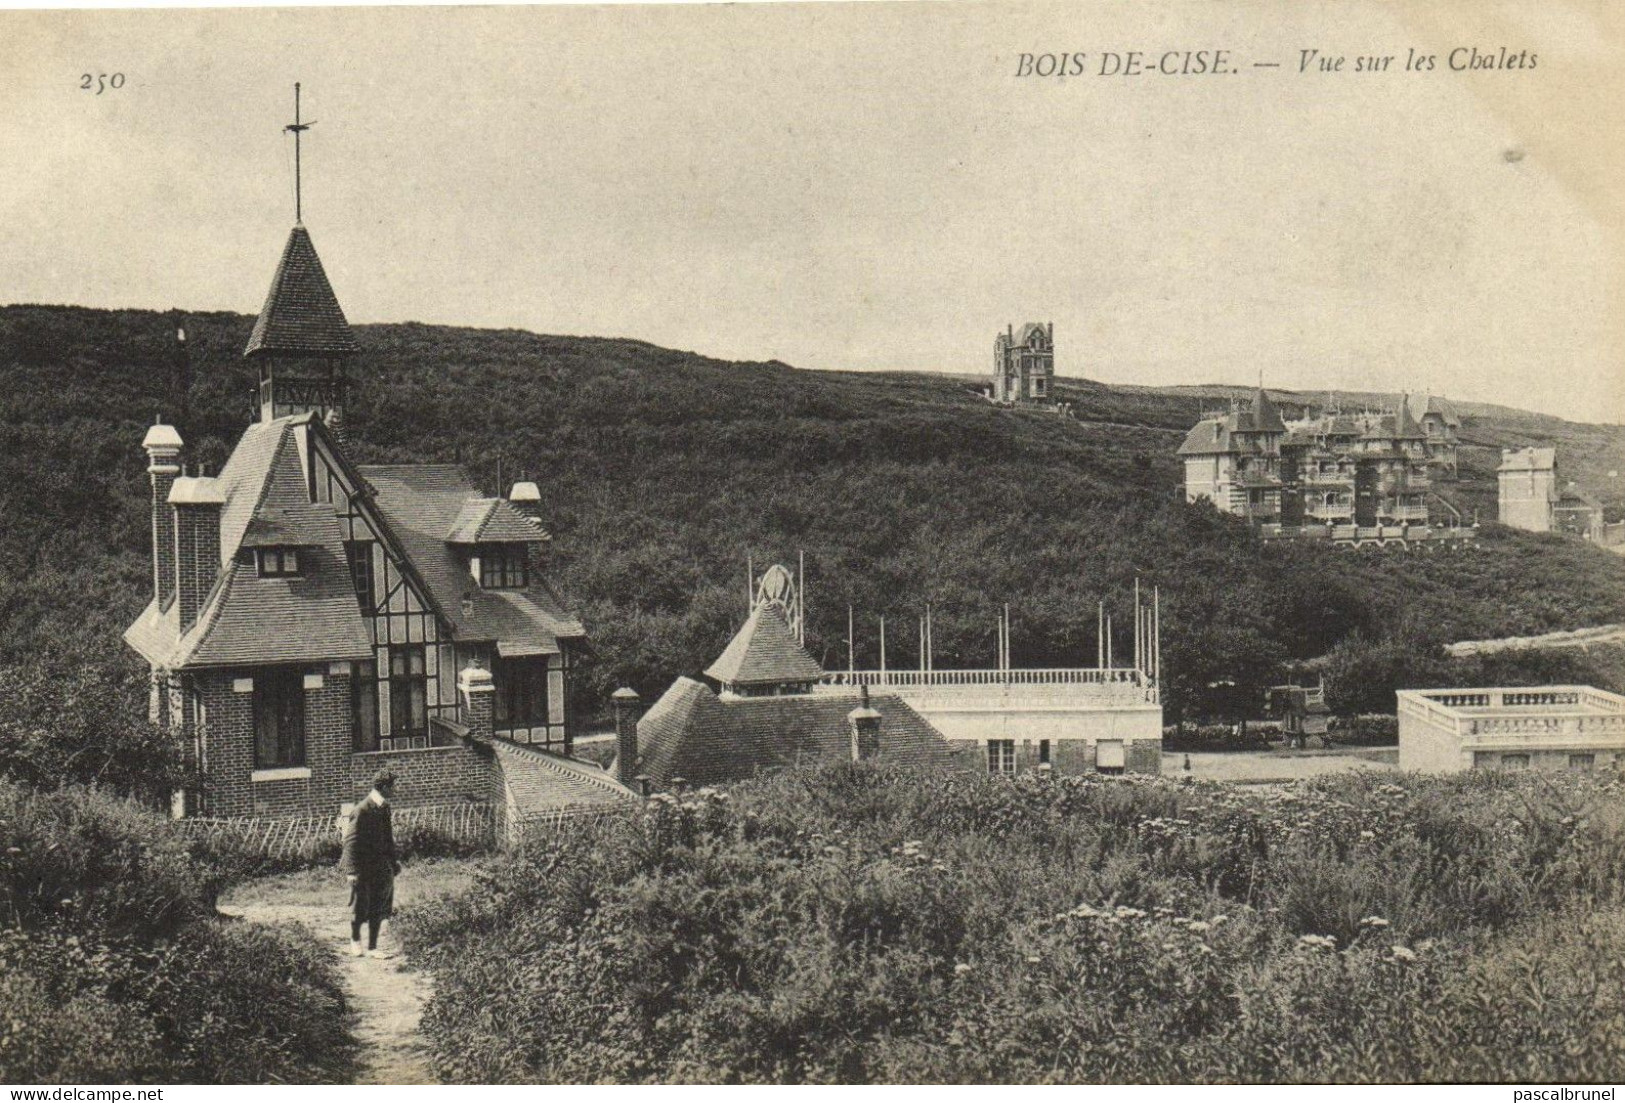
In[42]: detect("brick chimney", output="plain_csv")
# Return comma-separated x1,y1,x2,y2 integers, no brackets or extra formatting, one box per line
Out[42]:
848,684,883,761
458,662,495,742
508,481,542,526
142,420,183,610
169,472,224,633
611,687,643,786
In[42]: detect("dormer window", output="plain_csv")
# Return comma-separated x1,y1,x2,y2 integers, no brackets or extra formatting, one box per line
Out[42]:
258,548,301,577
478,544,527,590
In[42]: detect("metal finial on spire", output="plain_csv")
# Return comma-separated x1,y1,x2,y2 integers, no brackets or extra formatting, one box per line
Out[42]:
284,83,316,224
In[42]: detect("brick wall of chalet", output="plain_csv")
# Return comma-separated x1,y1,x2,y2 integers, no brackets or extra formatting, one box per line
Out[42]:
350,743,492,808
191,664,494,820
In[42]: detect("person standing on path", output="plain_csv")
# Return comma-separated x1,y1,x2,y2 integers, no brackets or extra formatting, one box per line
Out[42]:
341,770,401,959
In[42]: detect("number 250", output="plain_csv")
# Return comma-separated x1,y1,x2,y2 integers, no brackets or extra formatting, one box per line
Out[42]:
80,73,125,94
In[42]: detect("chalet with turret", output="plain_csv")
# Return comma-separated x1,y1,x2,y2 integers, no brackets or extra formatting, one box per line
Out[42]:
124,94,635,835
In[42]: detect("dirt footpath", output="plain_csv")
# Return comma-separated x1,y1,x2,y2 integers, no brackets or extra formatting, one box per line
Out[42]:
218,859,477,1084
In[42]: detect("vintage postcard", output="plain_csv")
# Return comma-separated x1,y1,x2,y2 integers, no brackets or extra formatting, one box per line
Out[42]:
1,0,1623,1090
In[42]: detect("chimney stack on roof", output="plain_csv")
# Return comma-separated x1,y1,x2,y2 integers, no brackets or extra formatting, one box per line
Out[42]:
848,683,883,762
143,420,184,613
169,472,226,635
508,480,543,528
611,687,644,787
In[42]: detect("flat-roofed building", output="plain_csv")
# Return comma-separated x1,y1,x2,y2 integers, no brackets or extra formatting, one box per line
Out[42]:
1397,686,1625,773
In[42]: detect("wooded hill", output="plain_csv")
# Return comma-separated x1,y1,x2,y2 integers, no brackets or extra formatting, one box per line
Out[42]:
2,304,1622,744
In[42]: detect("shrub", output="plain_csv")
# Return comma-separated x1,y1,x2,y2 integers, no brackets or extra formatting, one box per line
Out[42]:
404,763,1625,1084
0,779,358,1083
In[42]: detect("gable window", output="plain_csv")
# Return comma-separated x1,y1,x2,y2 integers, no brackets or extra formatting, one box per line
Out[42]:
352,658,379,752
1038,739,1051,766
257,548,300,576
254,668,305,768
345,541,376,612
479,544,527,590
494,656,549,729
1032,376,1047,398
987,739,1015,776
388,645,428,740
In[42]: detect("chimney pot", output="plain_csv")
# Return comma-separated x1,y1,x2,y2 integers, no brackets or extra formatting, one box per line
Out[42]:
457,662,495,742
508,480,543,526
611,687,643,787
847,697,883,762
143,421,183,611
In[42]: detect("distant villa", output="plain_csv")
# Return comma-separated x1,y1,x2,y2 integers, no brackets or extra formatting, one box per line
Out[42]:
991,322,1054,403
1178,388,1471,547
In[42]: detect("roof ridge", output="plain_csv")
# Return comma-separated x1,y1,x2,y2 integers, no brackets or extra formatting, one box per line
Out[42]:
239,422,295,558
308,420,455,632
496,739,637,798
172,559,241,666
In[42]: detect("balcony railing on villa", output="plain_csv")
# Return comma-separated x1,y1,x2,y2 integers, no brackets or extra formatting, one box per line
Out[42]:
1259,522,1474,545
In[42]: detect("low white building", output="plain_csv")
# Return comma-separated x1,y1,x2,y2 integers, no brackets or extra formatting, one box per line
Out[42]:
1397,686,1625,773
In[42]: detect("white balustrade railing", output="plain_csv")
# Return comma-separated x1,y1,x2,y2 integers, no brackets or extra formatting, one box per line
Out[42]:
820,667,1149,689
1399,686,1625,739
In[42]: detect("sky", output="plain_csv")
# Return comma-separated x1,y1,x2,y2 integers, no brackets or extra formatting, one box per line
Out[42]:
1,0,1622,422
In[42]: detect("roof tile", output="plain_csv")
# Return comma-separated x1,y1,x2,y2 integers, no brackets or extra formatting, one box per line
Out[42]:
244,225,359,358
361,465,585,652
704,605,826,687
637,677,956,789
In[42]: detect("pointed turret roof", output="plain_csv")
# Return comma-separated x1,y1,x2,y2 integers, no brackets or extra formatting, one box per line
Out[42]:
704,604,825,688
1248,386,1286,433
1393,396,1427,439
244,225,359,358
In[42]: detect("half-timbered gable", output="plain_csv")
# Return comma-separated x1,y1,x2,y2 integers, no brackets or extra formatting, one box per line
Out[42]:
122,98,623,831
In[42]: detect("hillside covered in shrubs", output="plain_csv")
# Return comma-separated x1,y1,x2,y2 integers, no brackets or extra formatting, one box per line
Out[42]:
0,779,357,1082
2,303,1623,788
404,763,1625,1084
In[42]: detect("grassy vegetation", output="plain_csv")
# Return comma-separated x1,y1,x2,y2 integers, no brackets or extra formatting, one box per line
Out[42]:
402,762,1625,1084
0,779,359,1083
1,303,1622,753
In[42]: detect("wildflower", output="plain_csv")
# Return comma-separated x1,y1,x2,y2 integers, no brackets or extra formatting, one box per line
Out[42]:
1359,830,1375,840
1359,916,1390,929
1025,954,1042,964
954,963,972,976
1297,934,1337,951
1188,921,1212,934
1114,906,1147,920
1391,945,1418,962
